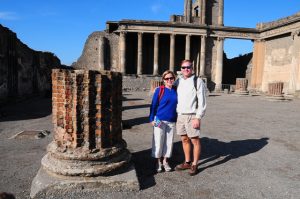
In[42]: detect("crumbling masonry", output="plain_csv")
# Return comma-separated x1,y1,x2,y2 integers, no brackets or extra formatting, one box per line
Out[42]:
74,0,300,96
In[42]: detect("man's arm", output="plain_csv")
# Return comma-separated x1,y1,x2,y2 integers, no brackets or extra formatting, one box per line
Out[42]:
195,78,207,119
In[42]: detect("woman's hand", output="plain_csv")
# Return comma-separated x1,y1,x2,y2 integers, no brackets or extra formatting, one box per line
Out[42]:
151,121,155,126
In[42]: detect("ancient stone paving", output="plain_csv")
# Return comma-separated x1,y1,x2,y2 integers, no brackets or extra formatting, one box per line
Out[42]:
0,92,299,199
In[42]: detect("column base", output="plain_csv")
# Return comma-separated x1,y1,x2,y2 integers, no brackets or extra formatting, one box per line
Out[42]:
265,95,291,102
30,165,139,198
42,141,132,177
234,90,249,96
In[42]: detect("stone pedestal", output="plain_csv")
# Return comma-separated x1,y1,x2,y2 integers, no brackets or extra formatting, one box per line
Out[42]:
234,78,249,95
30,69,138,198
266,82,285,101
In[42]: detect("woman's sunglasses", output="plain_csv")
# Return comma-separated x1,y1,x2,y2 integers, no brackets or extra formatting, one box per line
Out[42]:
164,77,175,81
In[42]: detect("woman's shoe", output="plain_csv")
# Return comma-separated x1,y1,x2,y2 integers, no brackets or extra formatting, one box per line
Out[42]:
157,162,163,172
163,162,172,172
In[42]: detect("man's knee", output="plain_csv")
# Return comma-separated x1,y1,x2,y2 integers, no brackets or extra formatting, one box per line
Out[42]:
181,135,190,144
191,137,200,146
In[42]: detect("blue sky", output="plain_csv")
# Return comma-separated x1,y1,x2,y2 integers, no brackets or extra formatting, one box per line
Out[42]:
1,0,300,65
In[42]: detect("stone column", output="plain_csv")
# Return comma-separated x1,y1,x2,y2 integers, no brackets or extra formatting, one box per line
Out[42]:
185,34,191,60
31,69,138,198
98,36,105,70
137,32,143,75
218,0,224,26
201,0,206,24
153,33,159,75
199,35,206,77
169,34,175,72
119,31,126,74
215,37,224,91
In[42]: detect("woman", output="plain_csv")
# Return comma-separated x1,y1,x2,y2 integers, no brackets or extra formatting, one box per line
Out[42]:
149,70,177,172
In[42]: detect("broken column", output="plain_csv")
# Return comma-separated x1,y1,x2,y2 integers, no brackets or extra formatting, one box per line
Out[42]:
31,69,138,198
234,78,249,95
150,79,163,94
266,82,285,101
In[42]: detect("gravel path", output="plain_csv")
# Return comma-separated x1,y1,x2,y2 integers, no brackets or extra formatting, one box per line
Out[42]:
0,93,299,199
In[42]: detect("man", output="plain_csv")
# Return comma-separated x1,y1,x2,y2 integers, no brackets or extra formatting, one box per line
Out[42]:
174,59,207,176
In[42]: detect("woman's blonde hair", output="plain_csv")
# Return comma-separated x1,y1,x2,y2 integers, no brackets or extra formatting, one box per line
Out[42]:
161,70,176,82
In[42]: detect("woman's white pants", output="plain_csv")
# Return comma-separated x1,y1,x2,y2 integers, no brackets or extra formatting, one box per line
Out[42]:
151,121,175,158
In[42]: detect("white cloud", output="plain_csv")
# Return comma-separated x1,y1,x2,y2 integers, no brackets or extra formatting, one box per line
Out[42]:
151,4,162,14
0,12,18,20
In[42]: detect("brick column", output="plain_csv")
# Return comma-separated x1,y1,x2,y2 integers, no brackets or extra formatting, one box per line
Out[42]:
150,79,163,94
235,78,249,95
268,82,284,96
266,82,286,101
43,69,130,176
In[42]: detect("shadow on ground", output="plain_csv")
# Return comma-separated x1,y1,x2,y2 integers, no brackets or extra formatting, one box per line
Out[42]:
0,97,52,122
132,136,269,190
122,104,150,111
122,116,149,129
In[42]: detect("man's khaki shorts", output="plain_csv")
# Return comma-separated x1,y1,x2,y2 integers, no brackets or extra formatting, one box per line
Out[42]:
176,114,200,138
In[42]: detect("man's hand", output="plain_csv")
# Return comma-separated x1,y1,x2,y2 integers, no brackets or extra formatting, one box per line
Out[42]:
192,118,201,129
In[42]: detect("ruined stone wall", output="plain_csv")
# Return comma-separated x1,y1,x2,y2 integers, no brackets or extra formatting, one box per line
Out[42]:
73,31,120,72
257,12,300,30
261,36,294,92
0,25,61,103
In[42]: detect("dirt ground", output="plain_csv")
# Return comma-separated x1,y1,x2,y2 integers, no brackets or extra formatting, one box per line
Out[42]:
0,92,299,199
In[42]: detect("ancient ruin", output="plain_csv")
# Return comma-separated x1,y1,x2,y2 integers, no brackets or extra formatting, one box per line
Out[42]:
30,69,138,198
234,78,249,95
74,0,300,97
0,25,62,103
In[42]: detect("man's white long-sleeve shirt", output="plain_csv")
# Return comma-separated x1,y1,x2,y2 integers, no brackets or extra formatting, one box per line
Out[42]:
175,75,207,119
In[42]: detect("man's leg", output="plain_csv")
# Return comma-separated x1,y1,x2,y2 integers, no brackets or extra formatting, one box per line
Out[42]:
190,137,201,165
189,137,201,176
175,135,192,170
181,135,191,162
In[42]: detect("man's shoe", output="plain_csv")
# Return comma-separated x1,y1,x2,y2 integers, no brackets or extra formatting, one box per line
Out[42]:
175,162,191,171
157,162,163,173
163,162,172,172
189,164,198,176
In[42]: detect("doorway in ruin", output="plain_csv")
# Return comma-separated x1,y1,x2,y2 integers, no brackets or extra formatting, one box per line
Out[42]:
223,39,253,87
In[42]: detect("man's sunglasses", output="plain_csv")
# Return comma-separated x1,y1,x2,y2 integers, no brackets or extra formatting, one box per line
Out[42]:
164,77,175,81
181,66,192,70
